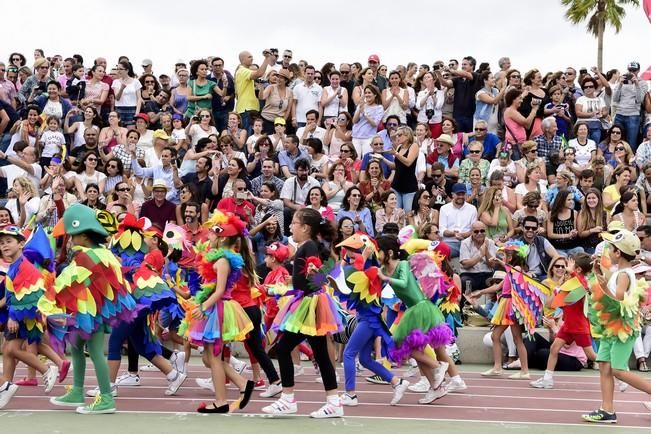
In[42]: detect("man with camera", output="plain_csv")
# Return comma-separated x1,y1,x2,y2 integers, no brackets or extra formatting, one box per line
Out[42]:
235,49,277,134
217,178,255,224
613,61,648,149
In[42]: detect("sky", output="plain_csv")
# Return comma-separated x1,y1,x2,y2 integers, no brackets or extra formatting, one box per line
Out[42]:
1,0,650,76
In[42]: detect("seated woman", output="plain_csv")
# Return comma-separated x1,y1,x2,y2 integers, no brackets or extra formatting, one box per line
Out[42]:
322,162,354,212
602,165,632,213
407,189,438,228
375,191,405,235
515,141,546,184
458,142,490,185
606,140,637,179
478,186,514,244
488,170,517,214
336,186,374,236
545,170,584,211
512,191,547,235
305,186,335,222
611,189,646,232
249,213,287,267
466,167,486,209
545,189,583,256
576,188,608,255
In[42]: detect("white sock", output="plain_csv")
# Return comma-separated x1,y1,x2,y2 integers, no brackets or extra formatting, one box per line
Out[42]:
281,392,295,402
327,394,341,406
166,369,178,381
543,370,553,381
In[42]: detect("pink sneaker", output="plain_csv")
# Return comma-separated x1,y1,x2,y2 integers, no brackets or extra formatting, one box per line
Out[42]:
15,378,38,386
58,360,71,383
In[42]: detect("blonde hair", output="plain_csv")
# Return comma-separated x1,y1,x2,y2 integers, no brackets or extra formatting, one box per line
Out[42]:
477,186,501,216
13,176,38,198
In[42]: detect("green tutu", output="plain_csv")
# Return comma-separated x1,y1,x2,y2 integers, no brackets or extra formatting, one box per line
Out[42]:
392,300,446,345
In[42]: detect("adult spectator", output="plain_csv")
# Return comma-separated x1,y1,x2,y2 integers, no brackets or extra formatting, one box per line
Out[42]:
181,155,213,205
377,115,400,151
458,141,490,184
474,71,506,134
478,186,514,243
374,190,405,234
416,72,445,138
0,142,41,194
0,98,20,149
546,189,583,256
65,106,101,152
292,65,322,128
352,85,383,157
636,225,651,267
185,59,222,121
613,61,647,148
515,140,547,184
367,54,387,91
390,125,420,211
438,182,478,257
98,111,127,152
503,88,538,158
381,70,410,125
221,113,248,153
513,191,547,233
517,215,558,279
210,157,250,205
91,57,114,123
250,157,284,196
534,117,563,172
139,179,177,229
459,221,498,293
260,69,293,134
0,62,17,104
439,56,480,132
406,189,438,228
6,176,40,226
336,186,374,237
209,57,235,132
322,162,354,212
575,76,608,144
567,122,597,168
611,189,647,232
468,119,500,161
143,89,173,130
33,81,72,121
36,175,77,227
69,127,101,170
278,134,309,178
320,70,348,126
185,109,218,149
131,145,183,204
217,178,256,224
359,137,394,182
235,50,277,132
83,64,110,113
603,165,632,213
576,188,607,254
296,110,326,146
112,60,142,126
249,182,284,232
426,133,458,179
545,170,584,210
18,58,50,105
280,158,319,233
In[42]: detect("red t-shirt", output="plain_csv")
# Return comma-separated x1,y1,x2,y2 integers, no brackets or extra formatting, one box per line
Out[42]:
230,274,256,309
178,224,210,269
216,197,255,223
560,296,590,334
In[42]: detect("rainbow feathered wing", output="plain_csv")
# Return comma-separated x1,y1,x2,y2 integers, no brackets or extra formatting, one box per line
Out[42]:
506,265,548,335
5,257,46,343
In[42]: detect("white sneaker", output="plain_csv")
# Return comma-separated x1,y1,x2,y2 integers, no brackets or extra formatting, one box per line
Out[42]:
86,384,118,397
229,356,248,375
262,397,298,415
195,377,214,392
643,401,651,412
340,392,359,407
419,386,448,404
617,379,628,392
139,364,158,372
171,352,186,374
116,373,140,386
310,402,344,418
390,379,409,405
432,362,448,389
529,377,554,389
406,365,420,378
0,382,18,409
260,382,282,398
445,376,467,393
165,372,187,396
408,376,430,393
42,365,59,393
293,364,304,376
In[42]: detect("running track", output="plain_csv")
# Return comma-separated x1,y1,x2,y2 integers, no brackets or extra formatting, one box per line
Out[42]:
4,365,651,428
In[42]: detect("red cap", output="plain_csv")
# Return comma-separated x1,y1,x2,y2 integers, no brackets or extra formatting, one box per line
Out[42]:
265,242,290,262
368,54,380,63
431,240,451,260
144,249,165,272
134,113,150,123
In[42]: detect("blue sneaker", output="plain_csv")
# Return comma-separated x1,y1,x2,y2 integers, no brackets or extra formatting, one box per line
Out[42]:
582,408,617,424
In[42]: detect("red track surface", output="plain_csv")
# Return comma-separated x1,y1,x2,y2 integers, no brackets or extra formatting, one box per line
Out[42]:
5,365,651,428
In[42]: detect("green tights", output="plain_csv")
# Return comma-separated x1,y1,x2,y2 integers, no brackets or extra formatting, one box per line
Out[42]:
72,331,111,395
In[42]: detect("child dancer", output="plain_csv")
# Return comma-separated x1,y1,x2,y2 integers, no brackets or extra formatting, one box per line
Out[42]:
375,235,454,404
582,230,651,423
180,211,255,413
262,208,344,418
42,204,137,414
530,253,597,389
0,225,59,409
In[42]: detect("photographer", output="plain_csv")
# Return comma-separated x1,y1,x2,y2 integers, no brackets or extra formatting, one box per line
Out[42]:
235,49,278,134
216,178,255,224
18,58,50,106
613,61,648,148
416,72,445,138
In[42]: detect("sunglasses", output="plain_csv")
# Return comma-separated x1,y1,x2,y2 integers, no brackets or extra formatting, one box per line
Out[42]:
510,75,521,79
553,264,566,269
473,229,486,234
523,226,537,231
86,158,97,162
583,85,594,89
337,117,347,121
474,128,487,131
611,131,622,135
386,123,398,127
340,70,350,74
236,187,246,191
341,149,351,153
283,55,292,59
314,76,322,80
260,143,270,147
144,80,155,84
469,150,481,154
200,114,211,118
615,146,625,151
38,66,49,69
11,57,21,61
529,148,538,153
108,164,118,169
117,187,130,192
350,193,360,198
275,123,285,127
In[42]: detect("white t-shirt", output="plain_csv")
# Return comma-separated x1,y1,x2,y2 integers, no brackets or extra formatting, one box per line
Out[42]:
515,182,548,197
40,130,66,158
171,128,186,145
136,129,155,152
2,164,42,194
188,124,218,148
575,95,605,123
567,138,596,166
296,126,327,145
74,170,106,191
144,147,162,168
112,79,142,107
293,82,322,123
6,196,40,225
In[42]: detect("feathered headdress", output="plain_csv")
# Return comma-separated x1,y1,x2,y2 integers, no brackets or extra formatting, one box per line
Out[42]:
113,213,149,254
163,222,191,252
500,239,529,258
203,210,248,237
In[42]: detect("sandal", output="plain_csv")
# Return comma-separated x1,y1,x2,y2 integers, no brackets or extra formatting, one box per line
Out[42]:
502,359,521,370
197,402,229,413
480,368,503,377
238,380,255,409
638,359,649,372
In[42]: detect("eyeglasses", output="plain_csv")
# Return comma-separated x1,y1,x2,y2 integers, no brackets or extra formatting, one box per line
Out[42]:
200,114,211,119
432,173,443,178
350,193,360,198
510,75,521,79
469,150,481,154
340,70,350,74
386,123,398,127
473,229,486,234
108,164,118,169
615,146,625,151
337,117,347,121
368,61,378,65
527,203,540,208
260,143,270,147
283,55,292,59
117,187,130,192
11,57,21,61
523,226,538,231
474,128,487,131
144,80,155,84
341,149,351,153
314,76,322,80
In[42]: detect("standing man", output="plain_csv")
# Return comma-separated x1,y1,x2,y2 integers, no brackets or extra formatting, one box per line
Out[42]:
340,63,356,114
292,65,322,129
438,183,478,257
209,57,235,132
613,61,648,149
367,54,386,91
235,50,277,134
141,59,153,77
280,50,293,69
440,56,480,132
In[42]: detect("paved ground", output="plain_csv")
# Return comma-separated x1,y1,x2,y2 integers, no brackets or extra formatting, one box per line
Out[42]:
1,363,650,433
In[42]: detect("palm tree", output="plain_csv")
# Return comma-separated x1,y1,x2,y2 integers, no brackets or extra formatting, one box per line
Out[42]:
561,0,640,71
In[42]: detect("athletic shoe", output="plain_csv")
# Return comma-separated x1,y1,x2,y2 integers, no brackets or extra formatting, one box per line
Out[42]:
508,372,530,380
310,402,344,418
406,364,420,378
445,376,467,393
260,382,282,398
432,362,448,389
165,372,187,396
254,379,266,391
261,397,298,415
293,364,304,376
42,365,59,393
76,393,116,415
116,373,140,386
15,378,38,386
408,376,430,393
58,360,71,383
642,401,651,412
529,377,554,389
366,374,389,385
340,392,358,407
171,352,186,374
196,378,214,392
390,379,409,405
582,408,617,424
229,356,248,375
50,387,85,407
86,384,118,398
0,382,18,409
616,380,628,392
418,386,448,404
139,364,158,372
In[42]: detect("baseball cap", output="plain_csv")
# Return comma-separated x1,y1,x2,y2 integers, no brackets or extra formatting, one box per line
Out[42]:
265,242,290,262
133,113,150,123
627,61,640,71
274,117,286,126
607,220,626,233
368,54,380,63
451,183,466,194
142,58,153,67
152,129,170,141
601,229,640,256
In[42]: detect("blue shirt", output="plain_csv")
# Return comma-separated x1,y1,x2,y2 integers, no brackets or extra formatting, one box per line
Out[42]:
278,148,309,176
360,152,394,178
336,208,375,237
468,133,500,160
131,161,179,203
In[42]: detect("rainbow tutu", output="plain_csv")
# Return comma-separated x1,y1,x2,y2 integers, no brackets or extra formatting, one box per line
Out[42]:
182,299,253,354
273,291,344,336
490,296,516,326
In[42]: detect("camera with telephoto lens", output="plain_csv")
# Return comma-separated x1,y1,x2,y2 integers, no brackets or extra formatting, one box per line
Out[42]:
35,82,47,93
263,48,278,57
425,108,435,120
623,73,633,84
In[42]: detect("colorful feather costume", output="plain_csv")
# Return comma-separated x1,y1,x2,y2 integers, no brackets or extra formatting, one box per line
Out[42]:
4,255,47,343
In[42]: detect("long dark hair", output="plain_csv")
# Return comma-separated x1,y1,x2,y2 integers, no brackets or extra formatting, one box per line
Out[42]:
221,235,257,287
376,235,409,264
550,189,571,221
295,208,335,261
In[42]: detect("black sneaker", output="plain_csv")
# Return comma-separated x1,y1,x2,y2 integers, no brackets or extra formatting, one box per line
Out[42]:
582,408,617,424
366,374,389,385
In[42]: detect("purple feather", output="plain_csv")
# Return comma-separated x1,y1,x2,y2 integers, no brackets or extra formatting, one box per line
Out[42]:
389,324,454,363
